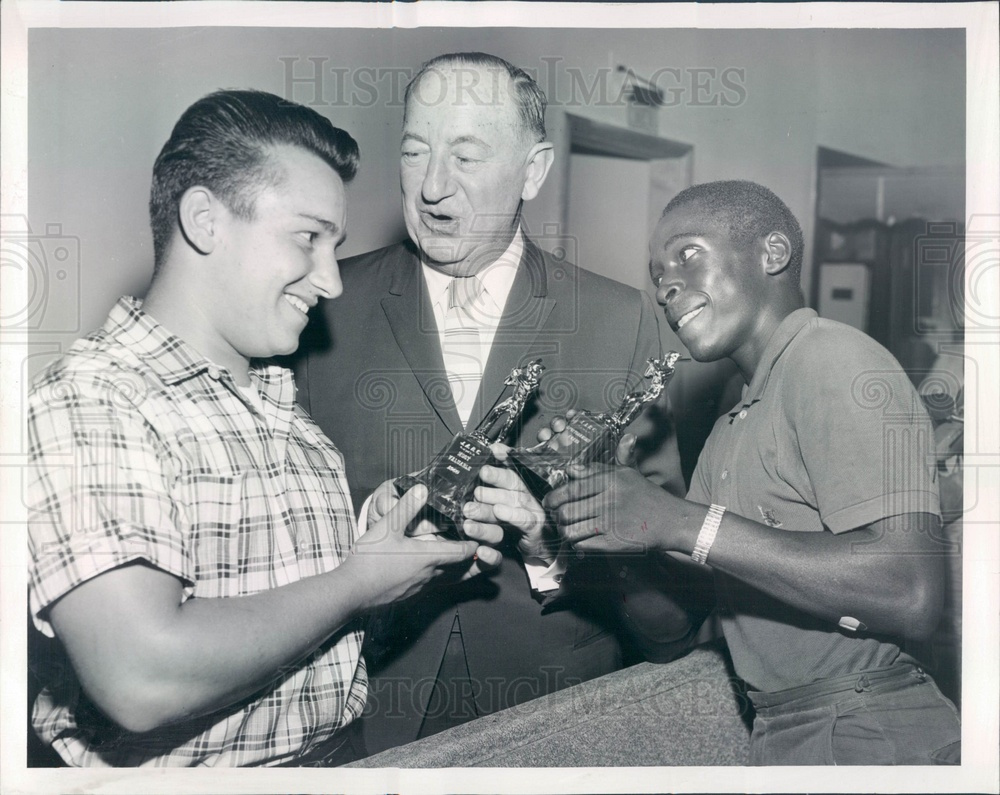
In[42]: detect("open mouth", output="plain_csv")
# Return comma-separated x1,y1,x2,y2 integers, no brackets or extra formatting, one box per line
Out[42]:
421,211,459,233
676,306,705,329
283,294,310,315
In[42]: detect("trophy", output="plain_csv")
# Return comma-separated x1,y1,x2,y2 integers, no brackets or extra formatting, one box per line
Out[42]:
395,359,545,537
508,352,682,495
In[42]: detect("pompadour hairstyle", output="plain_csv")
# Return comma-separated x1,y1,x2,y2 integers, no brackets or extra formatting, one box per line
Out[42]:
149,89,359,273
404,52,547,143
663,180,805,281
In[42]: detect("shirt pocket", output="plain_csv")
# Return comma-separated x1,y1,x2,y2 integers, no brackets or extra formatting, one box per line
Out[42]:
177,471,265,599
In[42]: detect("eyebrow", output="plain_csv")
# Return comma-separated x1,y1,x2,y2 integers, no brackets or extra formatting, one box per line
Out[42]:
659,231,705,250
400,132,493,153
449,135,493,152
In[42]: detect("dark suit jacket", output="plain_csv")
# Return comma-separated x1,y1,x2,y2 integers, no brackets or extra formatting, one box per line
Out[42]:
297,237,683,753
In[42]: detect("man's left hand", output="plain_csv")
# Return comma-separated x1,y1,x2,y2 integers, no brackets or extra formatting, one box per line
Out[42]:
464,462,554,562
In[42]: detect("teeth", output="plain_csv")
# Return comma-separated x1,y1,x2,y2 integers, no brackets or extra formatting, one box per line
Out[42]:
677,306,704,329
284,294,309,314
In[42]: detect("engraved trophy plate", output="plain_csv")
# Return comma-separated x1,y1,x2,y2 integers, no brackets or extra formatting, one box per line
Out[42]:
395,360,544,536
509,353,682,494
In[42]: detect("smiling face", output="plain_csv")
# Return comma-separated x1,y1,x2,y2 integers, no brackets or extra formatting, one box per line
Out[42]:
649,201,772,372
400,64,542,276
207,144,347,366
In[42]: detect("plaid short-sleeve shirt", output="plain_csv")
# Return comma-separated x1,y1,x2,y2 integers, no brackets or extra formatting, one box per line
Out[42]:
28,296,367,767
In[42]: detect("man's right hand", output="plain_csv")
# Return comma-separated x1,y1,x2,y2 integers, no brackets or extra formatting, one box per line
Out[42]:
534,408,580,453
536,410,637,468
346,485,502,608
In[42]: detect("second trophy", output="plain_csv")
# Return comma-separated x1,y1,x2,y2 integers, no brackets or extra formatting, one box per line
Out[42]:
508,352,682,496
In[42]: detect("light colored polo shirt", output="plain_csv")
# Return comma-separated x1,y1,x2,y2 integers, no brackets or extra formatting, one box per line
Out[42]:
688,308,940,693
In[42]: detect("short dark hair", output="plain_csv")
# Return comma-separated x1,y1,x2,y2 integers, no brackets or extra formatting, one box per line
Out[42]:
404,52,547,143
149,89,359,273
663,180,804,280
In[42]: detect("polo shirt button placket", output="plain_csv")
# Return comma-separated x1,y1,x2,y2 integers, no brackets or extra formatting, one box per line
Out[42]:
719,468,731,501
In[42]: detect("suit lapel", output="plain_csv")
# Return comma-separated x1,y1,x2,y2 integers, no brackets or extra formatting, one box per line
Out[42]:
380,247,464,435
470,238,556,432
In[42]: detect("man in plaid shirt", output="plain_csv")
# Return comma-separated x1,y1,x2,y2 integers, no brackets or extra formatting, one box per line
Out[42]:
27,90,502,767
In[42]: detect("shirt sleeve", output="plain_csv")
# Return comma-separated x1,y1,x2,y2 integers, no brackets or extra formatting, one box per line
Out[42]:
686,414,718,505
782,327,940,534
28,369,194,636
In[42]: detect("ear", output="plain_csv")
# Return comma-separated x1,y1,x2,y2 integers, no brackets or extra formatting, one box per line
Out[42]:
177,186,221,256
761,231,792,276
521,142,555,202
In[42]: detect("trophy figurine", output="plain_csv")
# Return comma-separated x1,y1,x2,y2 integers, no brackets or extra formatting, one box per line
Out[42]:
395,359,545,536
509,352,683,495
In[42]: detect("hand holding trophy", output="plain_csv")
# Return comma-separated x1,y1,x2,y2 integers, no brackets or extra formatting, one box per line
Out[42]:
508,352,682,496
395,359,545,537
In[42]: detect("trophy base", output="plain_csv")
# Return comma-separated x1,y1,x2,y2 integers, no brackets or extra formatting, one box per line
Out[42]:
394,434,494,538
508,413,617,497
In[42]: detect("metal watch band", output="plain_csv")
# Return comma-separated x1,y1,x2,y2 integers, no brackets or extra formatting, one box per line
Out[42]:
691,504,726,565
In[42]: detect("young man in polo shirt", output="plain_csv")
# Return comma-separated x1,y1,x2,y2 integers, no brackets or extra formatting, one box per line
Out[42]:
543,180,961,765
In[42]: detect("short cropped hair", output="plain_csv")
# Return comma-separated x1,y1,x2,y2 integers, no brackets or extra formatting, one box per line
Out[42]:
663,180,804,281
149,89,359,273
404,52,547,144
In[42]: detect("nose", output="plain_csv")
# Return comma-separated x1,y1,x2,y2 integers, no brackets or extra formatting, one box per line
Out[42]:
310,251,343,300
421,153,455,204
655,278,682,306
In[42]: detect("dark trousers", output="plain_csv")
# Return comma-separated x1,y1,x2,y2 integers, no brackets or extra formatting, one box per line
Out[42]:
748,662,961,765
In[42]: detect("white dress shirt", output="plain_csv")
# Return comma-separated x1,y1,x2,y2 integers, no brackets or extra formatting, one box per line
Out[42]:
422,232,522,427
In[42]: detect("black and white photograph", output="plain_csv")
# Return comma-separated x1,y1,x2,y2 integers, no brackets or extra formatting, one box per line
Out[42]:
1,2,997,793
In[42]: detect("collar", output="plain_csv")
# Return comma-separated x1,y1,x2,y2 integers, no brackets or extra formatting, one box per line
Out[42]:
421,227,523,312
106,296,225,385
741,307,818,406
106,296,285,389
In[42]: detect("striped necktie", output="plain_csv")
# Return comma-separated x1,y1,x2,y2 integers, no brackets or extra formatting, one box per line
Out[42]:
442,276,484,426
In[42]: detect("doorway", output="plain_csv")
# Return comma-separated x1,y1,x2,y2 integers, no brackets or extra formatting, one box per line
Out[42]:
562,113,693,294
560,115,733,488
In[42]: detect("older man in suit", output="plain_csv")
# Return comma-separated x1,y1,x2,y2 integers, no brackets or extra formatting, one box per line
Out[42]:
297,52,690,756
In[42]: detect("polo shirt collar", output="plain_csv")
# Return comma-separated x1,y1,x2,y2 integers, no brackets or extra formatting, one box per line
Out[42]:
742,307,818,405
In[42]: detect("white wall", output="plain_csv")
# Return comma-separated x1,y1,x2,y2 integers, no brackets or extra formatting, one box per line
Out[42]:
566,154,652,291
